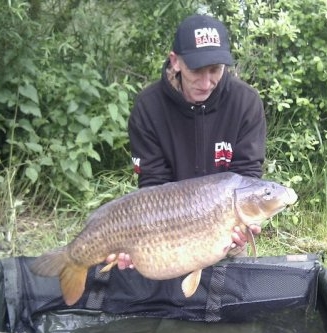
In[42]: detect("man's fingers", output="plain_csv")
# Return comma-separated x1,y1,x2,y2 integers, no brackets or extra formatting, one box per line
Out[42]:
249,225,261,235
106,253,117,263
231,227,246,247
231,224,262,248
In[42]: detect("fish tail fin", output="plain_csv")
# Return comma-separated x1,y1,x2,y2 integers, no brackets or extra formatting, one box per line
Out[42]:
30,247,88,306
30,246,70,277
60,263,88,306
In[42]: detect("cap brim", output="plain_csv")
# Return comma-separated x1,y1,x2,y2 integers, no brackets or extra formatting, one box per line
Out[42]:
181,49,233,69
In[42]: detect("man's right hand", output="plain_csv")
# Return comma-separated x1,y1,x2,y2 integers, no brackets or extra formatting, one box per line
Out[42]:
106,253,134,270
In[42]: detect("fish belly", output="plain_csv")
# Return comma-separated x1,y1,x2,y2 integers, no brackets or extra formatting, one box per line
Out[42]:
130,225,233,280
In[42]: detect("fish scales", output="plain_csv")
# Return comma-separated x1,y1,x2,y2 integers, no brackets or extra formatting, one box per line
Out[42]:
31,172,298,306
69,173,234,272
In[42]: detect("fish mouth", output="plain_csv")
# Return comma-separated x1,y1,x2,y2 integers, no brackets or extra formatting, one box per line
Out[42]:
265,187,298,218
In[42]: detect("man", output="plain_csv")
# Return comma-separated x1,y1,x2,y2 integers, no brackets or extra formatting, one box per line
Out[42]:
107,14,266,268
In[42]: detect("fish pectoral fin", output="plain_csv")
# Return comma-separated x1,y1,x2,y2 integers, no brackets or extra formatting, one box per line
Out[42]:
246,227,257,260
60,264,88,306
181,269,202,298
99,259,118,273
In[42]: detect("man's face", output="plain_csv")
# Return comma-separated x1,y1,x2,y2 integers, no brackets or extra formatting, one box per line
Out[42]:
170,52,225,103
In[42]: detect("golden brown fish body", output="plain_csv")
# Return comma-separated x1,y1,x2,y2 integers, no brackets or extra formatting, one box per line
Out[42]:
31,172,298,305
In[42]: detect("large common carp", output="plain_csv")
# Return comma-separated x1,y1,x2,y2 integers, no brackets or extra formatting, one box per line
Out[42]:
31,172,297,306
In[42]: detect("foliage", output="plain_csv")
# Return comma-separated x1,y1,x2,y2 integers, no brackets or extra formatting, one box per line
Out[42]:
0,1,137,208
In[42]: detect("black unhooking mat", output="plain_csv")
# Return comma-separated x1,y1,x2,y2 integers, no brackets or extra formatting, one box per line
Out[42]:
0,254,326,333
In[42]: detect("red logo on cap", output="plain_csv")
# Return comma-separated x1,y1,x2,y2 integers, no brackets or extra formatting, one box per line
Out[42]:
194,27,221,48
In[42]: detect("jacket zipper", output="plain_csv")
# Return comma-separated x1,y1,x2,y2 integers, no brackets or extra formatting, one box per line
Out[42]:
193,104,207,176
201,104,207,175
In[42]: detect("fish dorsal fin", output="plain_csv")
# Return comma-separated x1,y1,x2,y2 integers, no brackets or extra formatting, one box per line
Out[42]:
246,227,257,259
181,269,202,297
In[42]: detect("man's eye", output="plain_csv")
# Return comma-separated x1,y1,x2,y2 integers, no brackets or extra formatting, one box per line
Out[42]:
190,69,201,74
210,65,223,73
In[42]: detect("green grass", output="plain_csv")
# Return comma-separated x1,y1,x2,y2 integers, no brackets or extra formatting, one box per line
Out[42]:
257,223,327,257
0,211,82,258
0,168,138,258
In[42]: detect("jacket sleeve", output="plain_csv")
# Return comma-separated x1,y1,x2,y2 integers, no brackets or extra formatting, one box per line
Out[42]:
128,100,174,188
228,93,266,178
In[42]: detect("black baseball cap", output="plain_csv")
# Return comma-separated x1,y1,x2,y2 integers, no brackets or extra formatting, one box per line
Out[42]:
173,14,233,69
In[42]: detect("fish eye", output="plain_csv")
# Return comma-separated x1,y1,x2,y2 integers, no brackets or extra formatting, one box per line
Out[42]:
264,188,272,196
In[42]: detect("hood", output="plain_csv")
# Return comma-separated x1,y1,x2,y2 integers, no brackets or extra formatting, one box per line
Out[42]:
161,58,230,117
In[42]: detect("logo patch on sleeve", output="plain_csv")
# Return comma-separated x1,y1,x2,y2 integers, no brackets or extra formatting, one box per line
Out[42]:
132,157,141,174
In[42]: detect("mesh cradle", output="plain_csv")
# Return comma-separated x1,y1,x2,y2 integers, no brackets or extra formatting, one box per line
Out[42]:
0,254,324,333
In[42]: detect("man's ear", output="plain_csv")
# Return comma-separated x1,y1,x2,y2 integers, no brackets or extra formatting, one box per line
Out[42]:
169,52,181,72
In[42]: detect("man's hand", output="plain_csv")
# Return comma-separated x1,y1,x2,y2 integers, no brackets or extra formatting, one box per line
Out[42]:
106,253,134,270
106,224,262,270
231,224,261,249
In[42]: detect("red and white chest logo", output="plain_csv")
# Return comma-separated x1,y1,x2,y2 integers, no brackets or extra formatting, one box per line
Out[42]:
214,141,233,167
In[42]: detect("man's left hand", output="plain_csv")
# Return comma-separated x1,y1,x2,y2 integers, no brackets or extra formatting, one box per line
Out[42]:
231,224,261,250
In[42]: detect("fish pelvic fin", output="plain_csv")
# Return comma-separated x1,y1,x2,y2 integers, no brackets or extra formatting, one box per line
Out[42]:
30,247,88,306
246,227,257,260
182,269,202,298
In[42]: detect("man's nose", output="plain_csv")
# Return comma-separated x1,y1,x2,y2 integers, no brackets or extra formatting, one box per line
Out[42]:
198,72,211,89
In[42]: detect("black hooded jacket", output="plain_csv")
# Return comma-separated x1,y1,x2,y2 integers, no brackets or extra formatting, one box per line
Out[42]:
128,60,266,188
